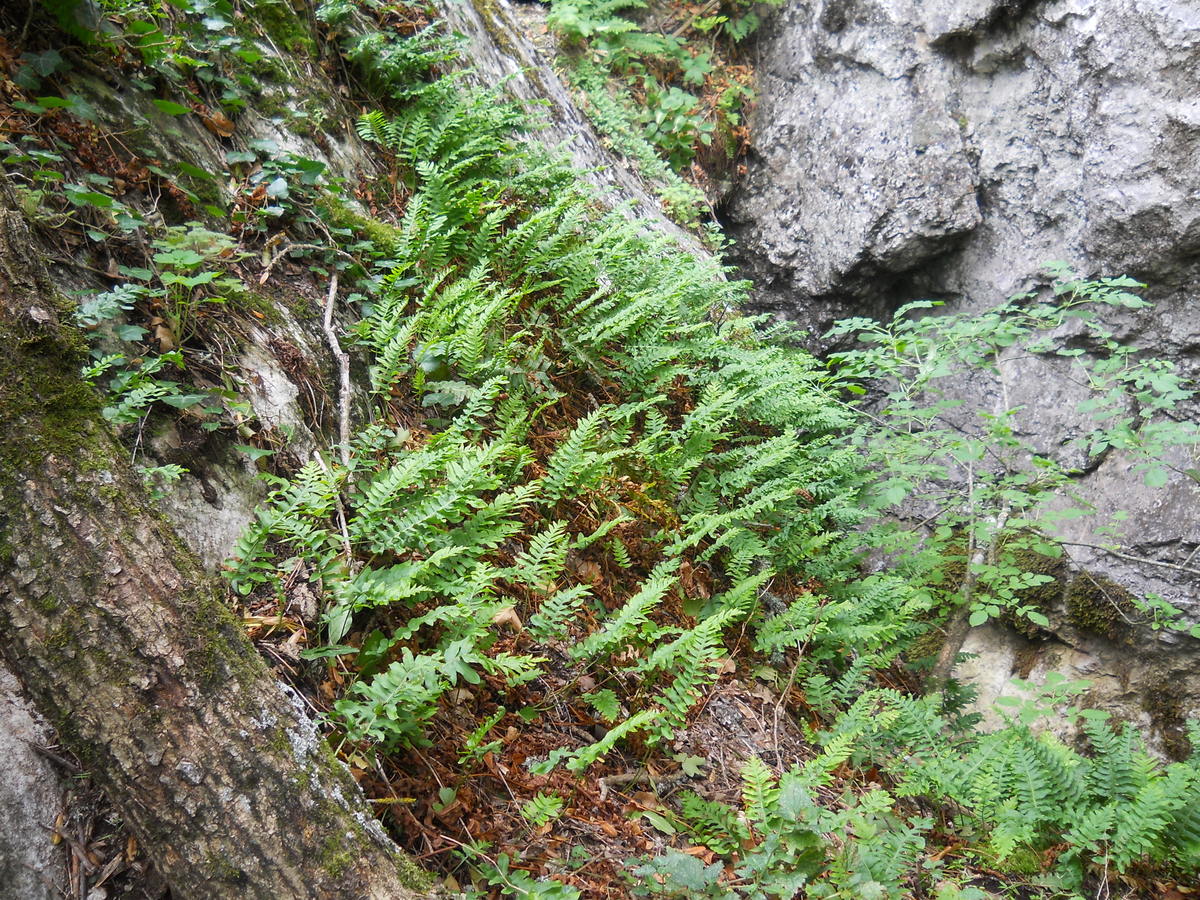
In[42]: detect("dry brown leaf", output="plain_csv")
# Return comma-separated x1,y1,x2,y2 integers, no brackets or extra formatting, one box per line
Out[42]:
201,110,235,138
576,560,603,583
492,606,523,632
148,316,176,352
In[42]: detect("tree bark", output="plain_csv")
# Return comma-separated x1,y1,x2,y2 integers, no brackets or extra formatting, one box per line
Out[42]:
0,182,428,898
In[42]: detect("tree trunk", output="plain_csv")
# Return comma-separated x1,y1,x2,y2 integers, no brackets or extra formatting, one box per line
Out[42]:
0,183,428,899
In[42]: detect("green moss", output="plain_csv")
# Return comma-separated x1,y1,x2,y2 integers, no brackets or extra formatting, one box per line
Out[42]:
203,852,248,885
392,841,433,890
473,0,520,61
320,834,356,878
319,196,403,251
995,845,1046,876
0,301,102,480
246,0,318,58
996,543,1069,639
269,725,293,757
32,592,61,614
44,623,75,652
1065,573,1137,642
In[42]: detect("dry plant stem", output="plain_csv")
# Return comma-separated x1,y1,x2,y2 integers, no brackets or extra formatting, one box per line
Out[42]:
929,501,1012,689
257,241,330,284
321,270,353,468
670,0,720,36
1057,539,1200,578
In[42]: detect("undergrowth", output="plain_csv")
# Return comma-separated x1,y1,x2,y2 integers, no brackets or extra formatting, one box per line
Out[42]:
11,0,1200,895
544,0,768,223
225,6,1200,896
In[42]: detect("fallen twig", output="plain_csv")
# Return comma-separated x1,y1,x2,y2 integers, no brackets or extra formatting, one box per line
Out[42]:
1057,539,1200,577
320,271,352,468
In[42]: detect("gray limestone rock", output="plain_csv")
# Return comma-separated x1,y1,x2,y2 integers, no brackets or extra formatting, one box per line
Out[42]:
728,0,1200,331
0,664,65,900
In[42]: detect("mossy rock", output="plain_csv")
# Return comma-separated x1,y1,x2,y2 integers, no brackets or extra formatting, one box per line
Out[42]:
1064,572,1138,643
244,0,318,58
995,541,1070,639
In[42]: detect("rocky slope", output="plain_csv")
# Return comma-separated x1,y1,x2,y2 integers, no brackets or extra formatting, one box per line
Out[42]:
0,2,710,896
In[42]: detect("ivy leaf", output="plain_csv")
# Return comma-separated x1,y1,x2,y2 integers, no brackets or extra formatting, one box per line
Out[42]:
153,99,192,116
26,49,66,76
968,609,990,627
1143,467,1169,488
161,392,208,409
265,176,290,200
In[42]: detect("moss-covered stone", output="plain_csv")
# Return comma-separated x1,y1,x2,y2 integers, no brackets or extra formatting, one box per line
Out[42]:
319,195,404,251
320,834,356,878
1065,572,1138,643
0,318,99,467
995,541,1070,639
246,0,318,58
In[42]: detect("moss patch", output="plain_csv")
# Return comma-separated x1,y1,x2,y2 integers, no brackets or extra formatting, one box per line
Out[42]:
246,0,318,58
0,303,103,480
1065,572,1138,643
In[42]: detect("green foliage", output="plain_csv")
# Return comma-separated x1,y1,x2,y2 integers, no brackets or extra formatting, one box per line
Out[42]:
828,272,1200,634
232,13,891,771
459,707,507,766
74,223,260,465
520,792,566,828
205,5,1200,894
468,849,582,899
834,689,1200,886
545,0,774,221
136,462,188,500
632,754,923,899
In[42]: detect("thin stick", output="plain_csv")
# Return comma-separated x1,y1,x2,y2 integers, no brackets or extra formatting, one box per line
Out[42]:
321,271,352,468
1055,539,1200,577
257,242,329,285
670,0,720,36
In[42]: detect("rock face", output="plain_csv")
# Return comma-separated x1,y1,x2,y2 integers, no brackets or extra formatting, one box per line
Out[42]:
728,0,1200,328
727,0,1200,742
0,664,65,900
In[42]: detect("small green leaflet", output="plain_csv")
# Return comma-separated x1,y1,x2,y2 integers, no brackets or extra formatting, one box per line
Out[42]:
153,99,192,116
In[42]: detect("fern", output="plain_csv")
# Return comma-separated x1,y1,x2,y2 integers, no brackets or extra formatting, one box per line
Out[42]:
507,521,570,592
527,584,593,641
571,562,678,662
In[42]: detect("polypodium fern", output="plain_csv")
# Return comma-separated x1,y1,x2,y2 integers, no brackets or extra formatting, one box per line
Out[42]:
571,561,679,662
